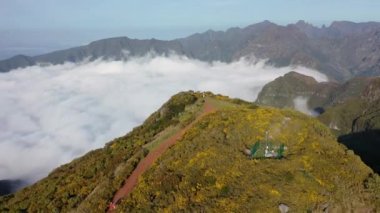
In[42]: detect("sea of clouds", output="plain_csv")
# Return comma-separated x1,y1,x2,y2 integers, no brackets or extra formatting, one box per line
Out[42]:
0,54,328,184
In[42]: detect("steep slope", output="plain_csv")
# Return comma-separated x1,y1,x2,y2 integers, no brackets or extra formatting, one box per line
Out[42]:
317,77,380,134
109,100,215,209
256,71,338,110
256,73,380,174
33,37,185,64
320,80,380,173
116,101,379,212
256,72,380,134
338,130,380,175
1,21,380,80
0,180,25,196
0,55,35,72
0,91,201,212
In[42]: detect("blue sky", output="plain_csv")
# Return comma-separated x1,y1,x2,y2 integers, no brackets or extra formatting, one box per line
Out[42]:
3,0,380,30
1,0,380,58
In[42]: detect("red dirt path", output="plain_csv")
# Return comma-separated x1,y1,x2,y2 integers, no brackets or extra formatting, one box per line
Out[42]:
108,101,215,211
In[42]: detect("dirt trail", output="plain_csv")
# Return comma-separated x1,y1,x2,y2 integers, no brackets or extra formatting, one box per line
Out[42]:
108,100,215,211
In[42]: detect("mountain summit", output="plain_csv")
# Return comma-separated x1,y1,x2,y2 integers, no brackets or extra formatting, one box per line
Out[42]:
1,92,379,212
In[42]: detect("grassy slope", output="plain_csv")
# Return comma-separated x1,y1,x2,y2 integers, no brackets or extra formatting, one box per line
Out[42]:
119,97,379,212
0,91,201,212
255,72,338,110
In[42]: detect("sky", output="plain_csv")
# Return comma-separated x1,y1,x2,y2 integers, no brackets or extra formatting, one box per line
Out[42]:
1,0,380,59
2,0,380,31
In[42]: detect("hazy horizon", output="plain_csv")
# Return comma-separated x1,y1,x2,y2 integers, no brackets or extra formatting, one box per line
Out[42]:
0,20,345,60
2,0,380,59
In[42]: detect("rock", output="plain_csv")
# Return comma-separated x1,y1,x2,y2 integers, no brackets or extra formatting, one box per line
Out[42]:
279,203,289,213
243,148,251,156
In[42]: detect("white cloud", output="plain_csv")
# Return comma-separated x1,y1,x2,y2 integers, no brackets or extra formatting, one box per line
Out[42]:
0,55,327,182
293,96,321,116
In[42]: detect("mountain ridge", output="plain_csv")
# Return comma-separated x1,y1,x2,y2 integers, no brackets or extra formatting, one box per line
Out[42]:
2,20,380,81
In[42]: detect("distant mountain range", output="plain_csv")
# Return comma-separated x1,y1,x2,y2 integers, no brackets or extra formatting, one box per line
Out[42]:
1,20,380,81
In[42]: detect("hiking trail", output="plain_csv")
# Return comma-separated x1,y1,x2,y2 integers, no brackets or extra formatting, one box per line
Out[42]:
108,100,215,211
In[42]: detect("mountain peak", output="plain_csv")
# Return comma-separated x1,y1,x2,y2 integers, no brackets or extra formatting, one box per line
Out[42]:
244,20,278,30
295,20,317,28
283,71,318,84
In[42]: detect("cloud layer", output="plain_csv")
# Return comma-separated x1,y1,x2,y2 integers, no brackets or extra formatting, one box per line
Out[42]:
0,55,327,182
293,96,315,116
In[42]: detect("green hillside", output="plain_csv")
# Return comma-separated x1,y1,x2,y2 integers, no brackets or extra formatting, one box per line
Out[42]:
0,92,379,212
256,71,338,109
0,91,201,212
256,72,380,135
118,99,379,212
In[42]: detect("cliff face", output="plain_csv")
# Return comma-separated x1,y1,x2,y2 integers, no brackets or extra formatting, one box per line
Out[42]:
1,92,379,212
